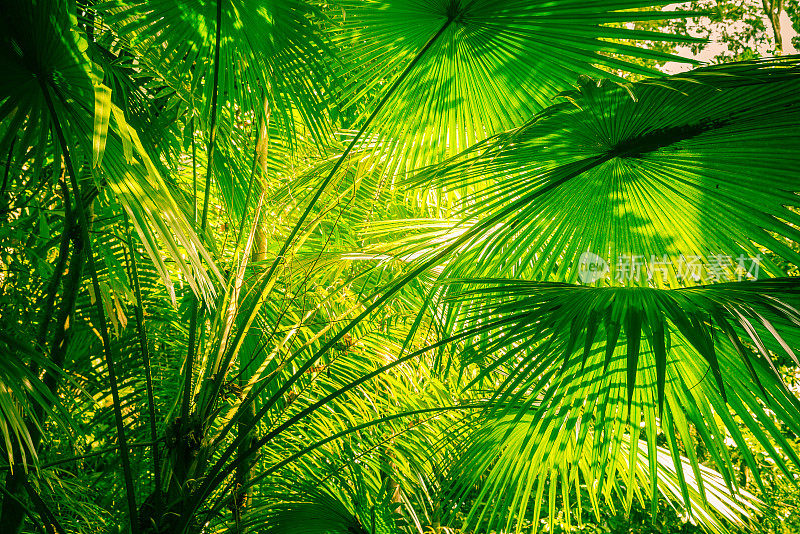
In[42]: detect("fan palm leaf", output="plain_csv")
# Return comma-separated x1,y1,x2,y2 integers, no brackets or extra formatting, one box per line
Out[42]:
332,0,702,172
394,57,800,287
99,0,333,138
442,278,800,531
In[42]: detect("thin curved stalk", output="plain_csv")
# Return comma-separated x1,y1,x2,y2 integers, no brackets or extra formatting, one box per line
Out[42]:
0,138,16,213
0,482,40,534
40,82,139,533
233,96,270,522
183,117,199,427
29,179,73,382
199,0,224,238
182,0,224,427
35,440,162,470
123,212,161,520
23,480,67,534
193,115,198,225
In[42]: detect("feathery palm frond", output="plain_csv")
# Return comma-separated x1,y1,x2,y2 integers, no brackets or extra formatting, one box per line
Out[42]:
0,0,220,303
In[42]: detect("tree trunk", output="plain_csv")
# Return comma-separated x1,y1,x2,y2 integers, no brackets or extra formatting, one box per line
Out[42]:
762,0,785,52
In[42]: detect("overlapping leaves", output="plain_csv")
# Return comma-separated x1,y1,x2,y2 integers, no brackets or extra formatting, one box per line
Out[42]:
100,0,333,145
0,0,220,303
443,278,800,531
333,0,701,172
391,58,800,286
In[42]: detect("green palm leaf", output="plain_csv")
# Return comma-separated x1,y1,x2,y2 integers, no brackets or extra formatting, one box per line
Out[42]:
0,335,71,470
334,0,701,170
100,0,333,145
0,0,220,303
237,480,400,534
399,57,800,286
443,278,800,531
452,414,762,533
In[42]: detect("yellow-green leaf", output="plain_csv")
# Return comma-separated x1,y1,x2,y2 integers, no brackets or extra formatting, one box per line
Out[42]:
92,81,112,167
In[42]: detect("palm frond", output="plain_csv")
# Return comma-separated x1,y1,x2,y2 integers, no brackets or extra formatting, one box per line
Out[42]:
398,57,800,286
0,0,221,303
333,0,702,170
443,278,800,530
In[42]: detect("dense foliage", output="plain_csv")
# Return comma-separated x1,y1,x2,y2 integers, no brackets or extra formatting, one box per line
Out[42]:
1,1,800,533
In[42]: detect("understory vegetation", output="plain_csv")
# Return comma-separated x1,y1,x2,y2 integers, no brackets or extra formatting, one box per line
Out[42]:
2,1,800,533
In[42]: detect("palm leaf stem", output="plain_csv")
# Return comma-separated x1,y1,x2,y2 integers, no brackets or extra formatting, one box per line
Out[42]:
233,97,270,523
123,211,162,521
0,482,39,534
228,95,268,260
40,80,139,534
0,137,15,206
33,181,72,351
0,441,165,471
23,480,66,534
184,124,199,422
182,0,225,429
